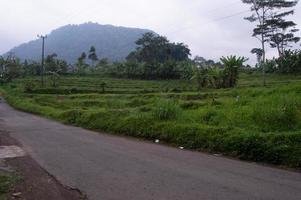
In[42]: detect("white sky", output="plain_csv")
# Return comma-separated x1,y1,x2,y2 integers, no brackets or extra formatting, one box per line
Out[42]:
1,0,301,64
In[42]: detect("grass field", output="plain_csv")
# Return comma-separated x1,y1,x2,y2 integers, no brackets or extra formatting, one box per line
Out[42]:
1,73,301,168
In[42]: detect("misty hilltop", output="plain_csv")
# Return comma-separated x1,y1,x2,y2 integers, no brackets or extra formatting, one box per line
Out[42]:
6,22,153,63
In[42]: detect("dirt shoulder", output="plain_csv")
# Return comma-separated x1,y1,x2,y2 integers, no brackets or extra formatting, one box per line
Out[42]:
0,131,86,200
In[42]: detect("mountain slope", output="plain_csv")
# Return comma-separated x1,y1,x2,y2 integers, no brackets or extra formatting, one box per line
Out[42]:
7,23,153,63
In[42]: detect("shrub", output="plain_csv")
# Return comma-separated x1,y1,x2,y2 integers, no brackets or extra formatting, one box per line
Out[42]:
275,50,301,74
24,82,35,93
152,99,182,120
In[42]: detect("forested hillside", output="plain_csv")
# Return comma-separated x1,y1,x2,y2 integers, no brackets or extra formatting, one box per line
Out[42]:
6,22,153,63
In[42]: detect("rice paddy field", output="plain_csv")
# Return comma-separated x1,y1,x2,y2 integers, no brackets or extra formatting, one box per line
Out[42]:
1,73,301,168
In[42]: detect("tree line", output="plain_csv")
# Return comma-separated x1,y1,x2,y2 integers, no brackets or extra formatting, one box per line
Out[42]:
1,0,300,88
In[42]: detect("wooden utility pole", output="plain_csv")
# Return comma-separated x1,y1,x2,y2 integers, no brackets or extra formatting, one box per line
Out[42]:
38,35,47,87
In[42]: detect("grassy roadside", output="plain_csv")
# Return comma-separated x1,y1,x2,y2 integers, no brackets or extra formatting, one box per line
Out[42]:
1,74,301,169
0,172,18,200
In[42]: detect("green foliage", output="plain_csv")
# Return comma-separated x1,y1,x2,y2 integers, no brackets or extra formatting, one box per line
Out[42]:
207,66,226,89
220,55,248,88
0,172,18,199
100,82,107,93
0,54,22,84
193,55,247,89
2,74,301,168
251,94,301,132
48,71,60,87
97,61,195,80
243,0,299,58
123,32,192,80
24,81,35,93
275,50,301,74
45,53,68,74
152,99,182,120
88,46,98,66
128,32,190,64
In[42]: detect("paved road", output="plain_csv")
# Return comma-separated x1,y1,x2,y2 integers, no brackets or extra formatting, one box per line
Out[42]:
0,102,300,200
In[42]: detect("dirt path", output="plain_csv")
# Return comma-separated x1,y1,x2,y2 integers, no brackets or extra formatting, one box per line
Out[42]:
0,101,300,200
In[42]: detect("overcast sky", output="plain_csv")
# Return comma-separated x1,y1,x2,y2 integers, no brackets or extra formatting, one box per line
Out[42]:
1,0,301,64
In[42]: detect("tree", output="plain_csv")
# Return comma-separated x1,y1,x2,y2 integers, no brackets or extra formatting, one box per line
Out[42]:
98,58,109,66
192,66,210,90
267,13,300,56
78,52,87,65
45,53,68,74
251,48,263,66
45,53,58,72
76,52,88,75
220,56,248,88
129,32,190,64
88,46,98,67
168,43,191,61
126,32,191,79
242,0,298,86
275,49,301,73
48,71,60,87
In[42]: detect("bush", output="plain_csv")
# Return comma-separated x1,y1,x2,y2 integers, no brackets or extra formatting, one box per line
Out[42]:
275,50,301,74
24,82,35,93
152,99,182,120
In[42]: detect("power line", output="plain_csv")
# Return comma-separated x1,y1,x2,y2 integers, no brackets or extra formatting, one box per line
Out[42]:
162,1,244,34
35,2,250,63
167,9,250,35
102,9,251,60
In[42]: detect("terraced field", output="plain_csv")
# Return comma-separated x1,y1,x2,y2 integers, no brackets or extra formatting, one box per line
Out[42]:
1,73,301,168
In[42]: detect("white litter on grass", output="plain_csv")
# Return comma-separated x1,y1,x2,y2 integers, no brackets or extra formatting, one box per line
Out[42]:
155,139,160,143
0,146,26,159
179,147,184,150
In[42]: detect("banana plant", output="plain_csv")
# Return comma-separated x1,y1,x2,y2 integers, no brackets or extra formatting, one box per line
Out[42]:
220,56,248,88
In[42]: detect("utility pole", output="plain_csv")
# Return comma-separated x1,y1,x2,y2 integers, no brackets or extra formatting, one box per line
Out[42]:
38,35,47,87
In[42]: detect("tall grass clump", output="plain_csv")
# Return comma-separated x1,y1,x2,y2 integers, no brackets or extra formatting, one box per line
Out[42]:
152,99,182,120
251,94,301,132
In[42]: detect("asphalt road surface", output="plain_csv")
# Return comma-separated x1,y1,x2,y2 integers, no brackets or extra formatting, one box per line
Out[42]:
0,101,300,200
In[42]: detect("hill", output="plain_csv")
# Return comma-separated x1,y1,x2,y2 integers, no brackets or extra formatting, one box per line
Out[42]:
6,23,153,63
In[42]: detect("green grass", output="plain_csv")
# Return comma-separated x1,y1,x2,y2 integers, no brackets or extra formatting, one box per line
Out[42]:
1,73,301,168
0,172,18,200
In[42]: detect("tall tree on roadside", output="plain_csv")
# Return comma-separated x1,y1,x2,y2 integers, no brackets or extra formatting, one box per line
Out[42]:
88,46,98,67
242,0,298,86
266,11,300,56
